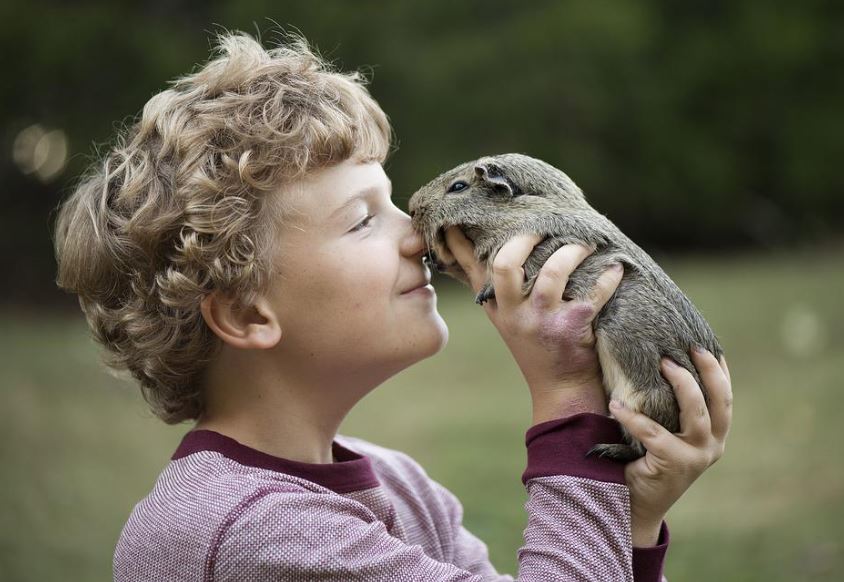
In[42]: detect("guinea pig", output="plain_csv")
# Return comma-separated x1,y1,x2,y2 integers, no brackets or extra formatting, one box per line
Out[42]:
407,153,724,461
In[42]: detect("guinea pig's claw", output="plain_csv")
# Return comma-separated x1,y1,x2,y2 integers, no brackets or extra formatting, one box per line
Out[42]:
474,282,496,305
423,252,449,273
587,443,644,462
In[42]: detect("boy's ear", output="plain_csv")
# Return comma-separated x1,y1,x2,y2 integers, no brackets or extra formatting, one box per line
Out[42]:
200,291,282,349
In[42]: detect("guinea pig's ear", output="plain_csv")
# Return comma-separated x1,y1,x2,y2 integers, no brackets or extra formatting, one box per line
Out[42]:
473,163,520,198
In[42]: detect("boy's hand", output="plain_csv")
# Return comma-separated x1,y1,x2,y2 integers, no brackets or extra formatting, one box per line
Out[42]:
443,226,623,423
611,349,733,546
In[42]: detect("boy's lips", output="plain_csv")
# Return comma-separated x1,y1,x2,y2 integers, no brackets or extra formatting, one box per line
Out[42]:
400,271,432,294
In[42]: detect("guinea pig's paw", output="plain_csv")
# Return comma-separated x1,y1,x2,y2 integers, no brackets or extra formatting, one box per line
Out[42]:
423,251,448,273
474,281,496,305
586,443,644,463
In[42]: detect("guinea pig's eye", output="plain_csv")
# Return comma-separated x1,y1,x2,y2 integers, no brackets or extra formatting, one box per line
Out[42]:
447,181,468,193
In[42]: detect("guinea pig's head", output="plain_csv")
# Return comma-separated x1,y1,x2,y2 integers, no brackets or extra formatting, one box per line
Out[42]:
408,153,587,278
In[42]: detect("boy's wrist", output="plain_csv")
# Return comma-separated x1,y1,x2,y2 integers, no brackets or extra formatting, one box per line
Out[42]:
631,522,662,548
529,380,608,426
631,517,664,548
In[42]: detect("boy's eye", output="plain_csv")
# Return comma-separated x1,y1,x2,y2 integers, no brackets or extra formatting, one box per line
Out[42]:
447,180,468,193
350,214,374,232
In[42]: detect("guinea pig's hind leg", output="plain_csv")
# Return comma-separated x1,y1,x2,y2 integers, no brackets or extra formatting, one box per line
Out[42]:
587,330,647,461
588,438,645,462
474,282,496,305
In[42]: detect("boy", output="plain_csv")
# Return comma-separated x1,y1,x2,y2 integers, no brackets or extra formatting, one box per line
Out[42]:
53,31,732,581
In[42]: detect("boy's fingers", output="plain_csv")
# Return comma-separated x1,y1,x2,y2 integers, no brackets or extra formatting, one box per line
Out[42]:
719,354,731,385
706,352,733,442
689,346,727,387
609,400,674,457
444,226,483,292
491,233,545,307
661,357,711,443
586,262,624,312
531,243,595,309
689,348,732,442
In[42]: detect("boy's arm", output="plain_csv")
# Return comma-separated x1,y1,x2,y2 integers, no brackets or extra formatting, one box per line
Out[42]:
523,413,669,581
209,413,668,581
434,413,669,582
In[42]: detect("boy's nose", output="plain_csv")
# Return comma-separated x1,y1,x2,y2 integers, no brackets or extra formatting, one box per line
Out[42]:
401,215,426,257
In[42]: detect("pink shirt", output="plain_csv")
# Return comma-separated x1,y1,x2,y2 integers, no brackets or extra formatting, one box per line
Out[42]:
114,413,668,581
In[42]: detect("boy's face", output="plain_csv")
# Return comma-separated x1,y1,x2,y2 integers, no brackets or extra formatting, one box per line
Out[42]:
266,157,449,383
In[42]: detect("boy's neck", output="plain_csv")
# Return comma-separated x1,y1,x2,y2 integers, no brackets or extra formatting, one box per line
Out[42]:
196,341,401,465
195,351,353,465
193,410,340,465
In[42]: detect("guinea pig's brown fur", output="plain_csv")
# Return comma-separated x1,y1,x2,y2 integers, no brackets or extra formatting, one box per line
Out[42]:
408,153,724,461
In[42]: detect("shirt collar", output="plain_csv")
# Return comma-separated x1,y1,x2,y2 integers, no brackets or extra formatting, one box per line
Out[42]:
172,429,380,494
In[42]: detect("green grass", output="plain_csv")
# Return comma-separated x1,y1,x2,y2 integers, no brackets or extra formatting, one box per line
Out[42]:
2,244,843,581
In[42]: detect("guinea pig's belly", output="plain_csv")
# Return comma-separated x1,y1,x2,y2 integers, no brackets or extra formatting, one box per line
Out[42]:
595,331,641,409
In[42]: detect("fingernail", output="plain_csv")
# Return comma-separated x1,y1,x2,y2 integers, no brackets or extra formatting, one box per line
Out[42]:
610,262,623,272
662,357,678,369
693,345,707,354
609,399,624,410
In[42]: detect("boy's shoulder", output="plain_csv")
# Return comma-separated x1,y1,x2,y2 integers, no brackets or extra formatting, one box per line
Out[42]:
334,433,457,513
131,432,436,522
114,440,378,579
123,448,327,535
115,434,442,563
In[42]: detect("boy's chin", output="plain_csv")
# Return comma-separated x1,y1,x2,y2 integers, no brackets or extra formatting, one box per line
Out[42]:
419,318,449,358
431,313,448,356
401,318,449,364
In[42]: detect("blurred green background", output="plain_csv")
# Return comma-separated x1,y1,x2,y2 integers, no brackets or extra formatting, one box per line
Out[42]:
1,0,842,580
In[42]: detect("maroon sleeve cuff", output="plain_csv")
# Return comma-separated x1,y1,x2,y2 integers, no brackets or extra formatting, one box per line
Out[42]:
633,521,670,582
521,412,627,486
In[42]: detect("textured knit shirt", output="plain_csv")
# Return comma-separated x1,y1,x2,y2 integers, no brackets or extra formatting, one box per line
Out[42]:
114,413,669,581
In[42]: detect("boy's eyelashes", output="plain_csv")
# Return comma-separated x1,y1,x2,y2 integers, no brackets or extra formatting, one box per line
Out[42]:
350,214,375,232
345,199,405,234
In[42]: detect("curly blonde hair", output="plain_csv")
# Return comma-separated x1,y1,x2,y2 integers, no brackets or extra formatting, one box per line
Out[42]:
52,30,392,424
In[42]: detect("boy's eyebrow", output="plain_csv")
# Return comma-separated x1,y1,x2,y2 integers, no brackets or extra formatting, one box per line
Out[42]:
329,179,392,220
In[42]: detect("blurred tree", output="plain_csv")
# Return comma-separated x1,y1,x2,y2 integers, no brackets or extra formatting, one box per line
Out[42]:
1,0,841,306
